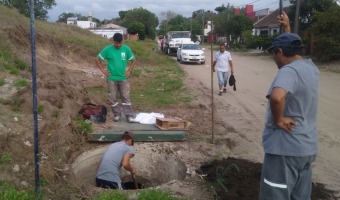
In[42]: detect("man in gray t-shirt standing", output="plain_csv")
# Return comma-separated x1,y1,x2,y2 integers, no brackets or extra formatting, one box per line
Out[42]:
96,131,136,189
260,13,319,200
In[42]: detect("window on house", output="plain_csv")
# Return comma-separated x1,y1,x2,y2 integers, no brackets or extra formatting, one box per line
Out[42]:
273,29,278,35
260,30,268,36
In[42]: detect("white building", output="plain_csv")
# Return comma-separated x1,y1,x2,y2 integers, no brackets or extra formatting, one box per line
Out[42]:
89,29,124,39
66,12,128,39
66,12,96,29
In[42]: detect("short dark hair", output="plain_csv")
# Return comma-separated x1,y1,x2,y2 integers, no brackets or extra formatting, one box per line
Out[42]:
122,131,134,140
113,33,123,42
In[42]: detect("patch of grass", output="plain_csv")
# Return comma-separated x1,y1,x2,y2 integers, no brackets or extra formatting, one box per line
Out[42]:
138,188,185,200
52,110,59,118
0,51,12,62
39,177,48,186
86,86,107,100
0,181,36,200
1,96,25,111
131,59,192,107
92,190,128,200
0,78,5,86
14,58,28,70
9,67,19,75
14,79,28,88
131,68,142,78
0,153,12,164
37,104,44,114
72,119,93,135
52,150,66,162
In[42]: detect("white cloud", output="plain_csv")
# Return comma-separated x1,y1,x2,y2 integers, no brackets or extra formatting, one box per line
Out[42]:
48,0,280,22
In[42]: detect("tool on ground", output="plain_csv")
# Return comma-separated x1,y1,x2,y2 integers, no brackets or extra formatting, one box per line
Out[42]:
131,173,138,189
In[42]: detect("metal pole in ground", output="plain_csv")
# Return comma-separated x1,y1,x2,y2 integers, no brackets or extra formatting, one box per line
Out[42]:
29,0,40,195
211,44,214,144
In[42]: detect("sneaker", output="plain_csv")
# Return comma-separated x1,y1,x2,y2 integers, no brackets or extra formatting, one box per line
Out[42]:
218,91,223,96
127,116,135,123
223,88,227,93
113,115,120,122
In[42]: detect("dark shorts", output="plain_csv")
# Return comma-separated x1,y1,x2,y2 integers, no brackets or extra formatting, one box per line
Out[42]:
96,177,126,190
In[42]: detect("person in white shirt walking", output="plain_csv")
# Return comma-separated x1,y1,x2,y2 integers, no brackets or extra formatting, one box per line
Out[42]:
212,44,234,96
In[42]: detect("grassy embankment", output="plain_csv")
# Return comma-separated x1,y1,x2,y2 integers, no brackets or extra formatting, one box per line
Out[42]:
0,5,190,200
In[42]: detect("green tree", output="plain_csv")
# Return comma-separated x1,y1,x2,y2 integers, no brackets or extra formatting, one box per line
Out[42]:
289,0,337,31
56,12,80,23
308,6,340,60
121,7,158,40
167,15,190,31
212,5,235,38
0,0,56,20
128,22,145,40
227,15,253,42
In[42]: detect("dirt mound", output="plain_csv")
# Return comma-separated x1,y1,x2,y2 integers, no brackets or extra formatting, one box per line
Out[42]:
199,158,338,200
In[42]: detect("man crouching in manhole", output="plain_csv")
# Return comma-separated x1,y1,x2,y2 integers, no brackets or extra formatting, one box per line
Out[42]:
96,131,136,189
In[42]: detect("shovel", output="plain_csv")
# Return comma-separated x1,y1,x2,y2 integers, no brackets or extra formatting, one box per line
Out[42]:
131,173,138,189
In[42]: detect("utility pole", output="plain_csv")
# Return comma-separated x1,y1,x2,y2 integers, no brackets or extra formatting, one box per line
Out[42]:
202,10,204,45
227,3,230,44
294,0,301,34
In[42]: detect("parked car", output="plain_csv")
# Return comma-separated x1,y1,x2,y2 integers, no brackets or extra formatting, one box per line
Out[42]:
177,43,205,64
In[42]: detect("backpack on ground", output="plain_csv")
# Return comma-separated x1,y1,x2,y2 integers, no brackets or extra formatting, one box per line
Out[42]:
79,103,107,123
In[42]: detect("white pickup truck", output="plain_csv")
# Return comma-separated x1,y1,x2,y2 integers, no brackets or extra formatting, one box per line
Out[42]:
163,31,192,55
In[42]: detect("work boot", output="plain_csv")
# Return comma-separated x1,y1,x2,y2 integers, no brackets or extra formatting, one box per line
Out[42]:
223,88,227,93
113,115,120,122
218,91,223,96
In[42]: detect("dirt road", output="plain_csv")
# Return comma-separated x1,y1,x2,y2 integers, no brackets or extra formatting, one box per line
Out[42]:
179,50,340,192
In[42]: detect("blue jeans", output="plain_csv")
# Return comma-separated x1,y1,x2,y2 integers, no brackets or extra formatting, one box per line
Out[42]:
217,71,228,87
107,80,134,117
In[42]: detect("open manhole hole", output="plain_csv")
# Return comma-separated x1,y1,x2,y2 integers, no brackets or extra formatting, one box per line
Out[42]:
72,143,187,189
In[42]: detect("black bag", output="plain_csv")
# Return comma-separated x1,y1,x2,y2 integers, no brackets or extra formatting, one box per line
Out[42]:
229,74,236,91
79,103,107,123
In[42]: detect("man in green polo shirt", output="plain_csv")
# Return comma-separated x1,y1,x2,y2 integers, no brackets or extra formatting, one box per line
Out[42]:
95,33,136,123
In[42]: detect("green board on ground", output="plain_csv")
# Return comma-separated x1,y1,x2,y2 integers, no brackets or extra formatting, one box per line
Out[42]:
87,120,187,142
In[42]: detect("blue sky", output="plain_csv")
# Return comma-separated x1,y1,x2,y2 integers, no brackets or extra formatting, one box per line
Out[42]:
48,0,289,22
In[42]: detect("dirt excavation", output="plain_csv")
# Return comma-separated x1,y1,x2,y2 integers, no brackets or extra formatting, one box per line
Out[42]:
1,23,340,199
